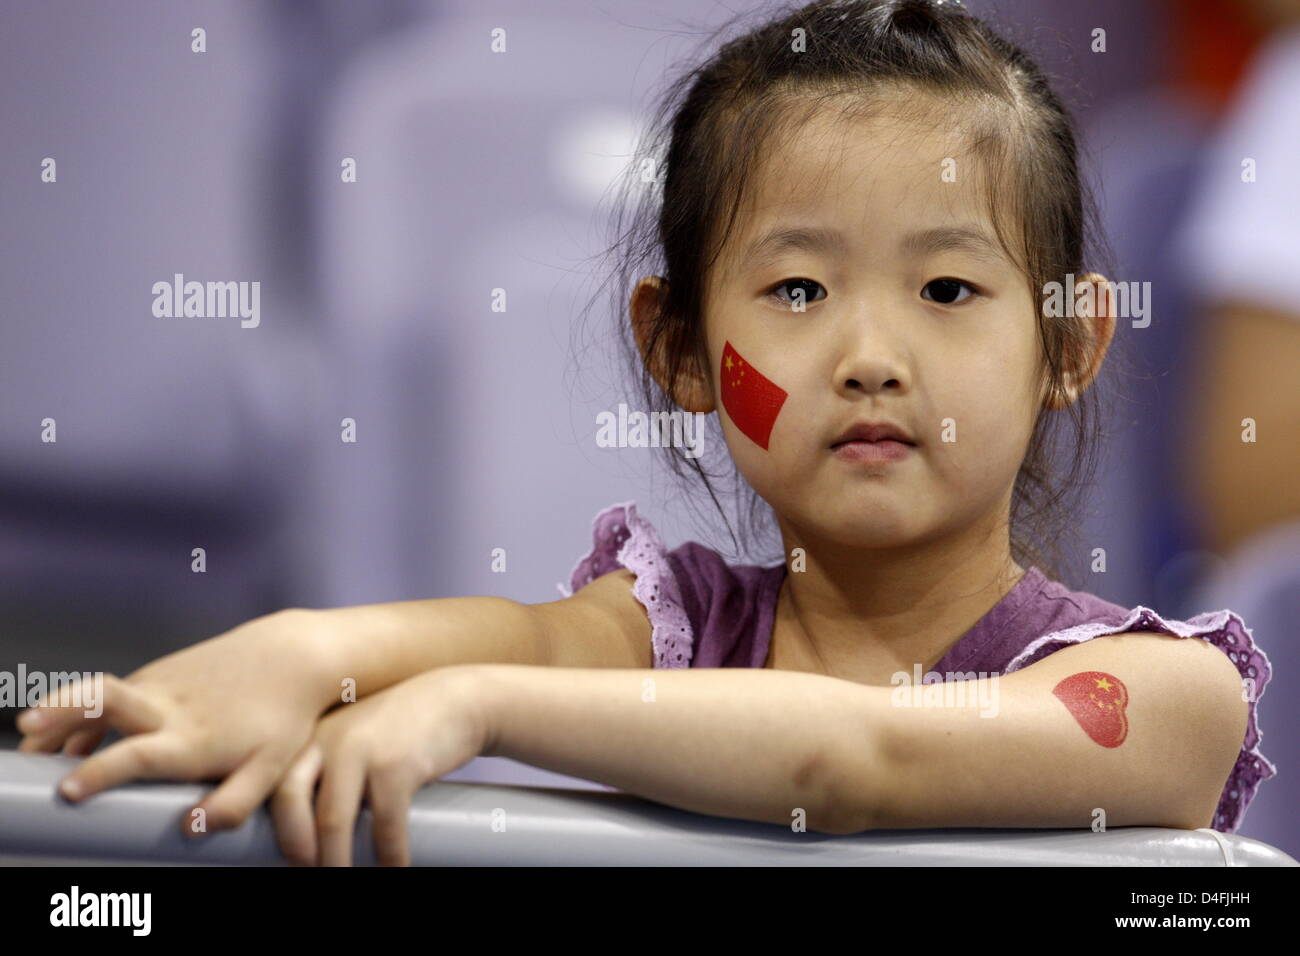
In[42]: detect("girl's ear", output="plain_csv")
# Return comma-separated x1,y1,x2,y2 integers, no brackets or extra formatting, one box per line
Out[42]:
630,276,716,414
1043,271,1117,410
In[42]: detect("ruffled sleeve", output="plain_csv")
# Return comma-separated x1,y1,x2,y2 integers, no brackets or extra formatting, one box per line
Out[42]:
1003,606,1277,834
557,501,694,668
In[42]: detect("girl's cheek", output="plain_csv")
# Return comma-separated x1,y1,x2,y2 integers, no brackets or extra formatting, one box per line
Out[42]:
719,340,788,451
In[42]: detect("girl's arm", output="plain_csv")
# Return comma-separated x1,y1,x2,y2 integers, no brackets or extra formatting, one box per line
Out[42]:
305,597,550,698
19,570,653,816
477,631,1248,835
477,663,872,834
856,631,1249,833
310,565,655,697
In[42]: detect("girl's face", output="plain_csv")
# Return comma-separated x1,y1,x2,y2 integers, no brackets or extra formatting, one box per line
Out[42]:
698,103,1048,551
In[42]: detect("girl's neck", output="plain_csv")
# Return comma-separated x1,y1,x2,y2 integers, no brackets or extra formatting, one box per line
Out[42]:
772,517,1025,679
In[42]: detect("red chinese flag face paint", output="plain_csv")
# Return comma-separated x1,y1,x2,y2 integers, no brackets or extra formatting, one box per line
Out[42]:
720,340,788,450
1052,671,1129,748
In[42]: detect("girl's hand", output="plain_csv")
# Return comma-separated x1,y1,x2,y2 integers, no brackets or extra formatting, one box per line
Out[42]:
15,609,342,836
270,665,490,867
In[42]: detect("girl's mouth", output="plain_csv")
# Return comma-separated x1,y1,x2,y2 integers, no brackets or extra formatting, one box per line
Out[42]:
831,439,913,464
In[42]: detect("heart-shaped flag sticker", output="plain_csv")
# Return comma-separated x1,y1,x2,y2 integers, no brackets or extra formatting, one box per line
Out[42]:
1052,671,1129,748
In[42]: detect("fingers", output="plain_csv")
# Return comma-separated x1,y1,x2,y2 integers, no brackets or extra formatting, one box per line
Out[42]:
17,691,96,753
17,673,162,752
62,727,107,757
315,750,366,867
17,729,68,754
186,740,301,838
269,745,324,866
274,748,415,867
58,733,194,802
366,768,414,867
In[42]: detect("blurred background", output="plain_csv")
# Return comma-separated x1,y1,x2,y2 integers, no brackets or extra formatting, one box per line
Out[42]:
0,0,1295,856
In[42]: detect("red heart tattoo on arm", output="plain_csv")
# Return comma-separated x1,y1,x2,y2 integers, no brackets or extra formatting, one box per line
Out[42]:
1052,671,1129,747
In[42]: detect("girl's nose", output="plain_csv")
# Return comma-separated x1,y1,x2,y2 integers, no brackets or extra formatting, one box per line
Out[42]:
831,308,911,394
835,350,909,395
843,374,904,392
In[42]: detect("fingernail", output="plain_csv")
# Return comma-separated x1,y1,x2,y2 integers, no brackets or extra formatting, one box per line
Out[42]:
17,711,42,731
59,778,83,800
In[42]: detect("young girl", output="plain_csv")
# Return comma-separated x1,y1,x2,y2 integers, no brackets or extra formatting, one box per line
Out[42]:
17,0,1275,867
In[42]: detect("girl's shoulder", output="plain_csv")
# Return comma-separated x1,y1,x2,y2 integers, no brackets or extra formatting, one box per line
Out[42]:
998,570,1277,834
558,501,782,669
1004,572,1273,701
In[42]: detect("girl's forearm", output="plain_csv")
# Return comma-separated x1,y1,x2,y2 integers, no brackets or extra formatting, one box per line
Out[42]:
476,663,880,834
298,599,548,704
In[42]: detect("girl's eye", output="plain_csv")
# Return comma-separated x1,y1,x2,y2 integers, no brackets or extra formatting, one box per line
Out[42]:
921,278,978,305
767,278,826,308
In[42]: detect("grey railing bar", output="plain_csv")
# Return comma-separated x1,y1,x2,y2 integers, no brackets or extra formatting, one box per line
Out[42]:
1,751,1294,866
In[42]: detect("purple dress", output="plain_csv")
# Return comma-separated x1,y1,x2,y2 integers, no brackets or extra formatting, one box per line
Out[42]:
559,501,1277,834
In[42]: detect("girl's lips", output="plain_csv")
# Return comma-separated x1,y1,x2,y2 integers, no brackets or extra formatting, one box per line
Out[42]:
832,439,913,464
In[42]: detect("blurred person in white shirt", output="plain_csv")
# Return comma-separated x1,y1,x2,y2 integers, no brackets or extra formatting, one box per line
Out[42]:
1175,0,1300,555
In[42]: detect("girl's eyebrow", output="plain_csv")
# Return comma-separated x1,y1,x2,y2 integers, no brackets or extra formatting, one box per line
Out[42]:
741,225,846,269
741,223,1006,267
903,225,1007,265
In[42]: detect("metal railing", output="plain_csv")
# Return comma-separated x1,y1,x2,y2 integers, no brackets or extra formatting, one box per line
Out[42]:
1,751,1294,866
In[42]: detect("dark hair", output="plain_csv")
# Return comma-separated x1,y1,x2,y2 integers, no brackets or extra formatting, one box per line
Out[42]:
573,0,1122,587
